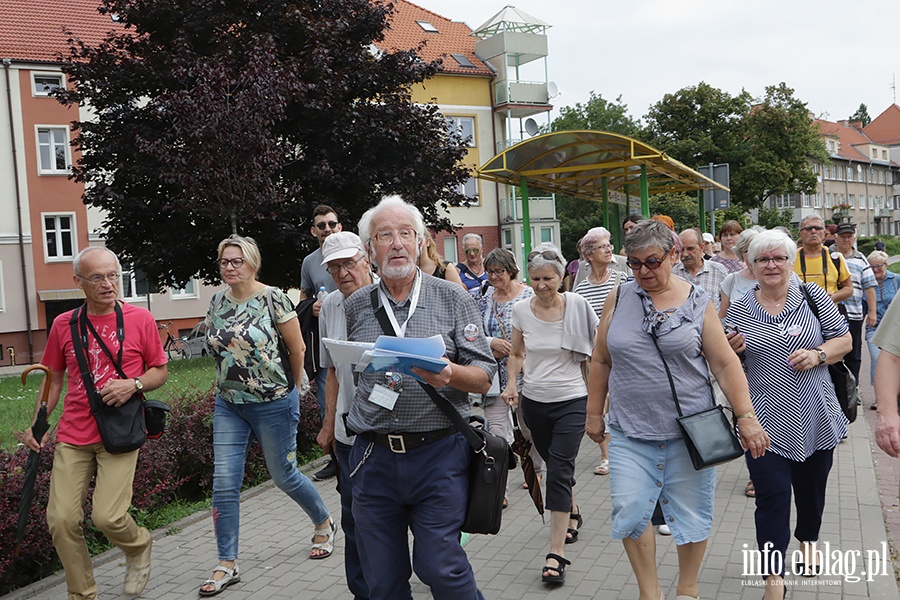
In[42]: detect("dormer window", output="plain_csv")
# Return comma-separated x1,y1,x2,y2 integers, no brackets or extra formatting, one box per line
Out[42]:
416,20,438,33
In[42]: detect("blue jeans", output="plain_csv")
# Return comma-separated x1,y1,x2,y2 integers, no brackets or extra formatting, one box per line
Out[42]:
212,389,330,560
866,326,880,386
336,441,370,599
350,433,483,600
315,368,328,421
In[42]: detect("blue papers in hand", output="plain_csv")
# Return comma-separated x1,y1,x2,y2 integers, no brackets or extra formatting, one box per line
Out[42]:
356,335,448,382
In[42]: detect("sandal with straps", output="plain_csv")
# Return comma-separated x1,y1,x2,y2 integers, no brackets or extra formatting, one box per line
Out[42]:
309,518,335,560
566,508,583,544
199,563,240,597
541,553,570,584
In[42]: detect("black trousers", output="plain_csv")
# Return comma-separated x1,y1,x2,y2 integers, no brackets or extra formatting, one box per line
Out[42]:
845,318,863,384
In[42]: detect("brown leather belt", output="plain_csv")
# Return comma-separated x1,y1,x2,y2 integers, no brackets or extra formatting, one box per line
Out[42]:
361,426,457,454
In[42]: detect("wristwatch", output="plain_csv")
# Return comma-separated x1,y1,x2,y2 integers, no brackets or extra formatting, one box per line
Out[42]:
134,378,144,391
813,347,827,364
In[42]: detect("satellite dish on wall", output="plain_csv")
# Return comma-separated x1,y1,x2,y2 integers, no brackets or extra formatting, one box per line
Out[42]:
547,81,559,98
524,118,539,137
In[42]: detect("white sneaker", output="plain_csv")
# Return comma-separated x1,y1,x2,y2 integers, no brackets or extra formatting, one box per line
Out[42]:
657,524,672,536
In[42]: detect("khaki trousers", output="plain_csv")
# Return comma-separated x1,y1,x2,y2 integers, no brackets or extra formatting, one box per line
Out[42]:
46,442,150,600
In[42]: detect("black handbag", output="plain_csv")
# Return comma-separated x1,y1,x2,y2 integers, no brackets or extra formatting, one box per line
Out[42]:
70,303,147,453
799,284,859,423
369,288,513,534
647,317,744,470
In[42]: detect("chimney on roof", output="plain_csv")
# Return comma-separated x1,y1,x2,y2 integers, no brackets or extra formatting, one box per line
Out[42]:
849,120,863,130
837,119,850,127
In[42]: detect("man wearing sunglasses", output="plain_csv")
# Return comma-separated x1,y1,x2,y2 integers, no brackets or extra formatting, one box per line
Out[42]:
300,204,343,481
793,215,852,305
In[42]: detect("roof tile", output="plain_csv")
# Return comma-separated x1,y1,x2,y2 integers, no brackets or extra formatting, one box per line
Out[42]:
379,0,493,77
863,104,900,146
0,0,119,63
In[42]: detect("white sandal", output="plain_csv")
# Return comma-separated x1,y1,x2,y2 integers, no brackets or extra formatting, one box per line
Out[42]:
309,518,335,560
198,563,240,597
594,459,610,475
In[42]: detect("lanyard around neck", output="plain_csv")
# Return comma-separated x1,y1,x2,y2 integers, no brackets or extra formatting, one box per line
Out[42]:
377,269,422,338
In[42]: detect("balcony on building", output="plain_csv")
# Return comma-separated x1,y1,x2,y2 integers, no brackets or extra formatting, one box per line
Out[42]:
499,195,556,222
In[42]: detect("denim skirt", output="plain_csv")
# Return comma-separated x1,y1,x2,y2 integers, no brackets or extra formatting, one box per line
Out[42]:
609,426,715,545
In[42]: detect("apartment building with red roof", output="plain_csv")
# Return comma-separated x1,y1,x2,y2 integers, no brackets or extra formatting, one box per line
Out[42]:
0,0,213,365
764,115,900,237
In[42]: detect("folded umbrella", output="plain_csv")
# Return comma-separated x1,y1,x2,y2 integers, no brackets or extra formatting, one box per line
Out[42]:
16,365,52,557
510,411,544,521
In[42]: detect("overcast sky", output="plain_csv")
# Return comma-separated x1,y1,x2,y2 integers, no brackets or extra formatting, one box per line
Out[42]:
419,0,899,126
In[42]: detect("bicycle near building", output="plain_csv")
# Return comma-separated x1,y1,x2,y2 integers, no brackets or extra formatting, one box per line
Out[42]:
159,321,192,360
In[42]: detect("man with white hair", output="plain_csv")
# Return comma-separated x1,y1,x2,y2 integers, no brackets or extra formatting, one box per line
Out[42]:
344,195,496,599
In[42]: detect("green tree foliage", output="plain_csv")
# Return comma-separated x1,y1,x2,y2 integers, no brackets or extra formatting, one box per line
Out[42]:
643,82,827,212
756,206,795,231
58,0,469,289
550,92,642,258
849,103,871,127
737,83,829,209
648,193,699,231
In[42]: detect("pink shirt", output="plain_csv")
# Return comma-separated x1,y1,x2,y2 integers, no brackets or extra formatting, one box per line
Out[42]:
42,302,167,446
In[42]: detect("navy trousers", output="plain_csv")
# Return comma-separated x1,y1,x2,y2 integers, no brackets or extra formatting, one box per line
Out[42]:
745,448,834,577
335,441,370,600
350,432,484,600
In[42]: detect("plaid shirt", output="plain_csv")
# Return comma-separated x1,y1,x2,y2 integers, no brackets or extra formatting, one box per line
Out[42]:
345,272,496,434
672,259,727,311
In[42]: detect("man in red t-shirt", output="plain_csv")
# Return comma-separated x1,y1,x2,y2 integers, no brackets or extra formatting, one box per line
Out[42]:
24,247,168,600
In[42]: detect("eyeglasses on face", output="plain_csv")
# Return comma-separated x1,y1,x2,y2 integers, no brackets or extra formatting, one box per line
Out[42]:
218,257,245,269
486,268,507,277
527,250,562,263
326,256,364,274
870,263,887,270
79,273,120,285
753,256,789,266
625,256,665,271
464,248,482,255
373,228,417,245
587,244,613,253
315,220,339,231
800,225,824,232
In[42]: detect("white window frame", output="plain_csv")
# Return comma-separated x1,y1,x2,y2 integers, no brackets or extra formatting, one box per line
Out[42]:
121,263,148,301
0,261,5,313
442,236,458,264
41,213,77,262
456,177,479,205
446,116,476,147
813,193,821,209
36,126,71,174
170,278,198,299
540,227,553,244
31,72,63,96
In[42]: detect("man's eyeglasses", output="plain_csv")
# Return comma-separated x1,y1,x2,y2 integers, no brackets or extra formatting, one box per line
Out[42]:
78,273,120,285
218,258,245,269
486,268,507,277
625,256,665,271
753,256,789,266
326,256,364,274
373,228,417,245
464,248,482,256
315,220,339,231
800,225,824,232
527,250,563,263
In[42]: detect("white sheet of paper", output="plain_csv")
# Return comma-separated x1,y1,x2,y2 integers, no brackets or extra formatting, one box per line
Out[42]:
322,338,374,364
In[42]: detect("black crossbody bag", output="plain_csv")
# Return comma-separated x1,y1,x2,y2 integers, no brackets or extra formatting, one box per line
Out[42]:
369,288,513,535
69,303,169,453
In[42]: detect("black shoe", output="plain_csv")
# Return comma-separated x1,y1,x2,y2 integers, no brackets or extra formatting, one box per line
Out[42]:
313,459,338,481
541,553,569,584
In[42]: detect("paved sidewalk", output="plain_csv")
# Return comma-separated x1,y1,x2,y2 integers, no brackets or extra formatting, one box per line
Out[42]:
5,372,900,599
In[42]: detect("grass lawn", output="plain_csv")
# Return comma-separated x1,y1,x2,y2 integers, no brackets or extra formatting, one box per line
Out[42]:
0,357,216,450
889,262,900,275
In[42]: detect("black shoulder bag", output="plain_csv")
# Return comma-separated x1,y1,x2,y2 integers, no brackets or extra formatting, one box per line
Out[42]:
799,284,858,423
369,288,513,535
642,295,744,470
69,303,169,453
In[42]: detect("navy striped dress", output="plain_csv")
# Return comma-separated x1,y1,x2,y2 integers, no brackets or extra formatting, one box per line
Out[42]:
725,281,848,462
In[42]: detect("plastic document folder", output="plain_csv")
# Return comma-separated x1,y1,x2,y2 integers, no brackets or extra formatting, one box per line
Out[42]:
353,335,448,382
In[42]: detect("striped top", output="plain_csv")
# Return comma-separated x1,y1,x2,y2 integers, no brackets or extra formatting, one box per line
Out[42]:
573,269,627,319
838,250,876,321
725,281,849,462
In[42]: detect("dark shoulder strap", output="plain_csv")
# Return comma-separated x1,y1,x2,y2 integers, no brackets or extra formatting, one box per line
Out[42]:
367,287,485,452
800,283,821,323
69,306,103,414
799,248,807,282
